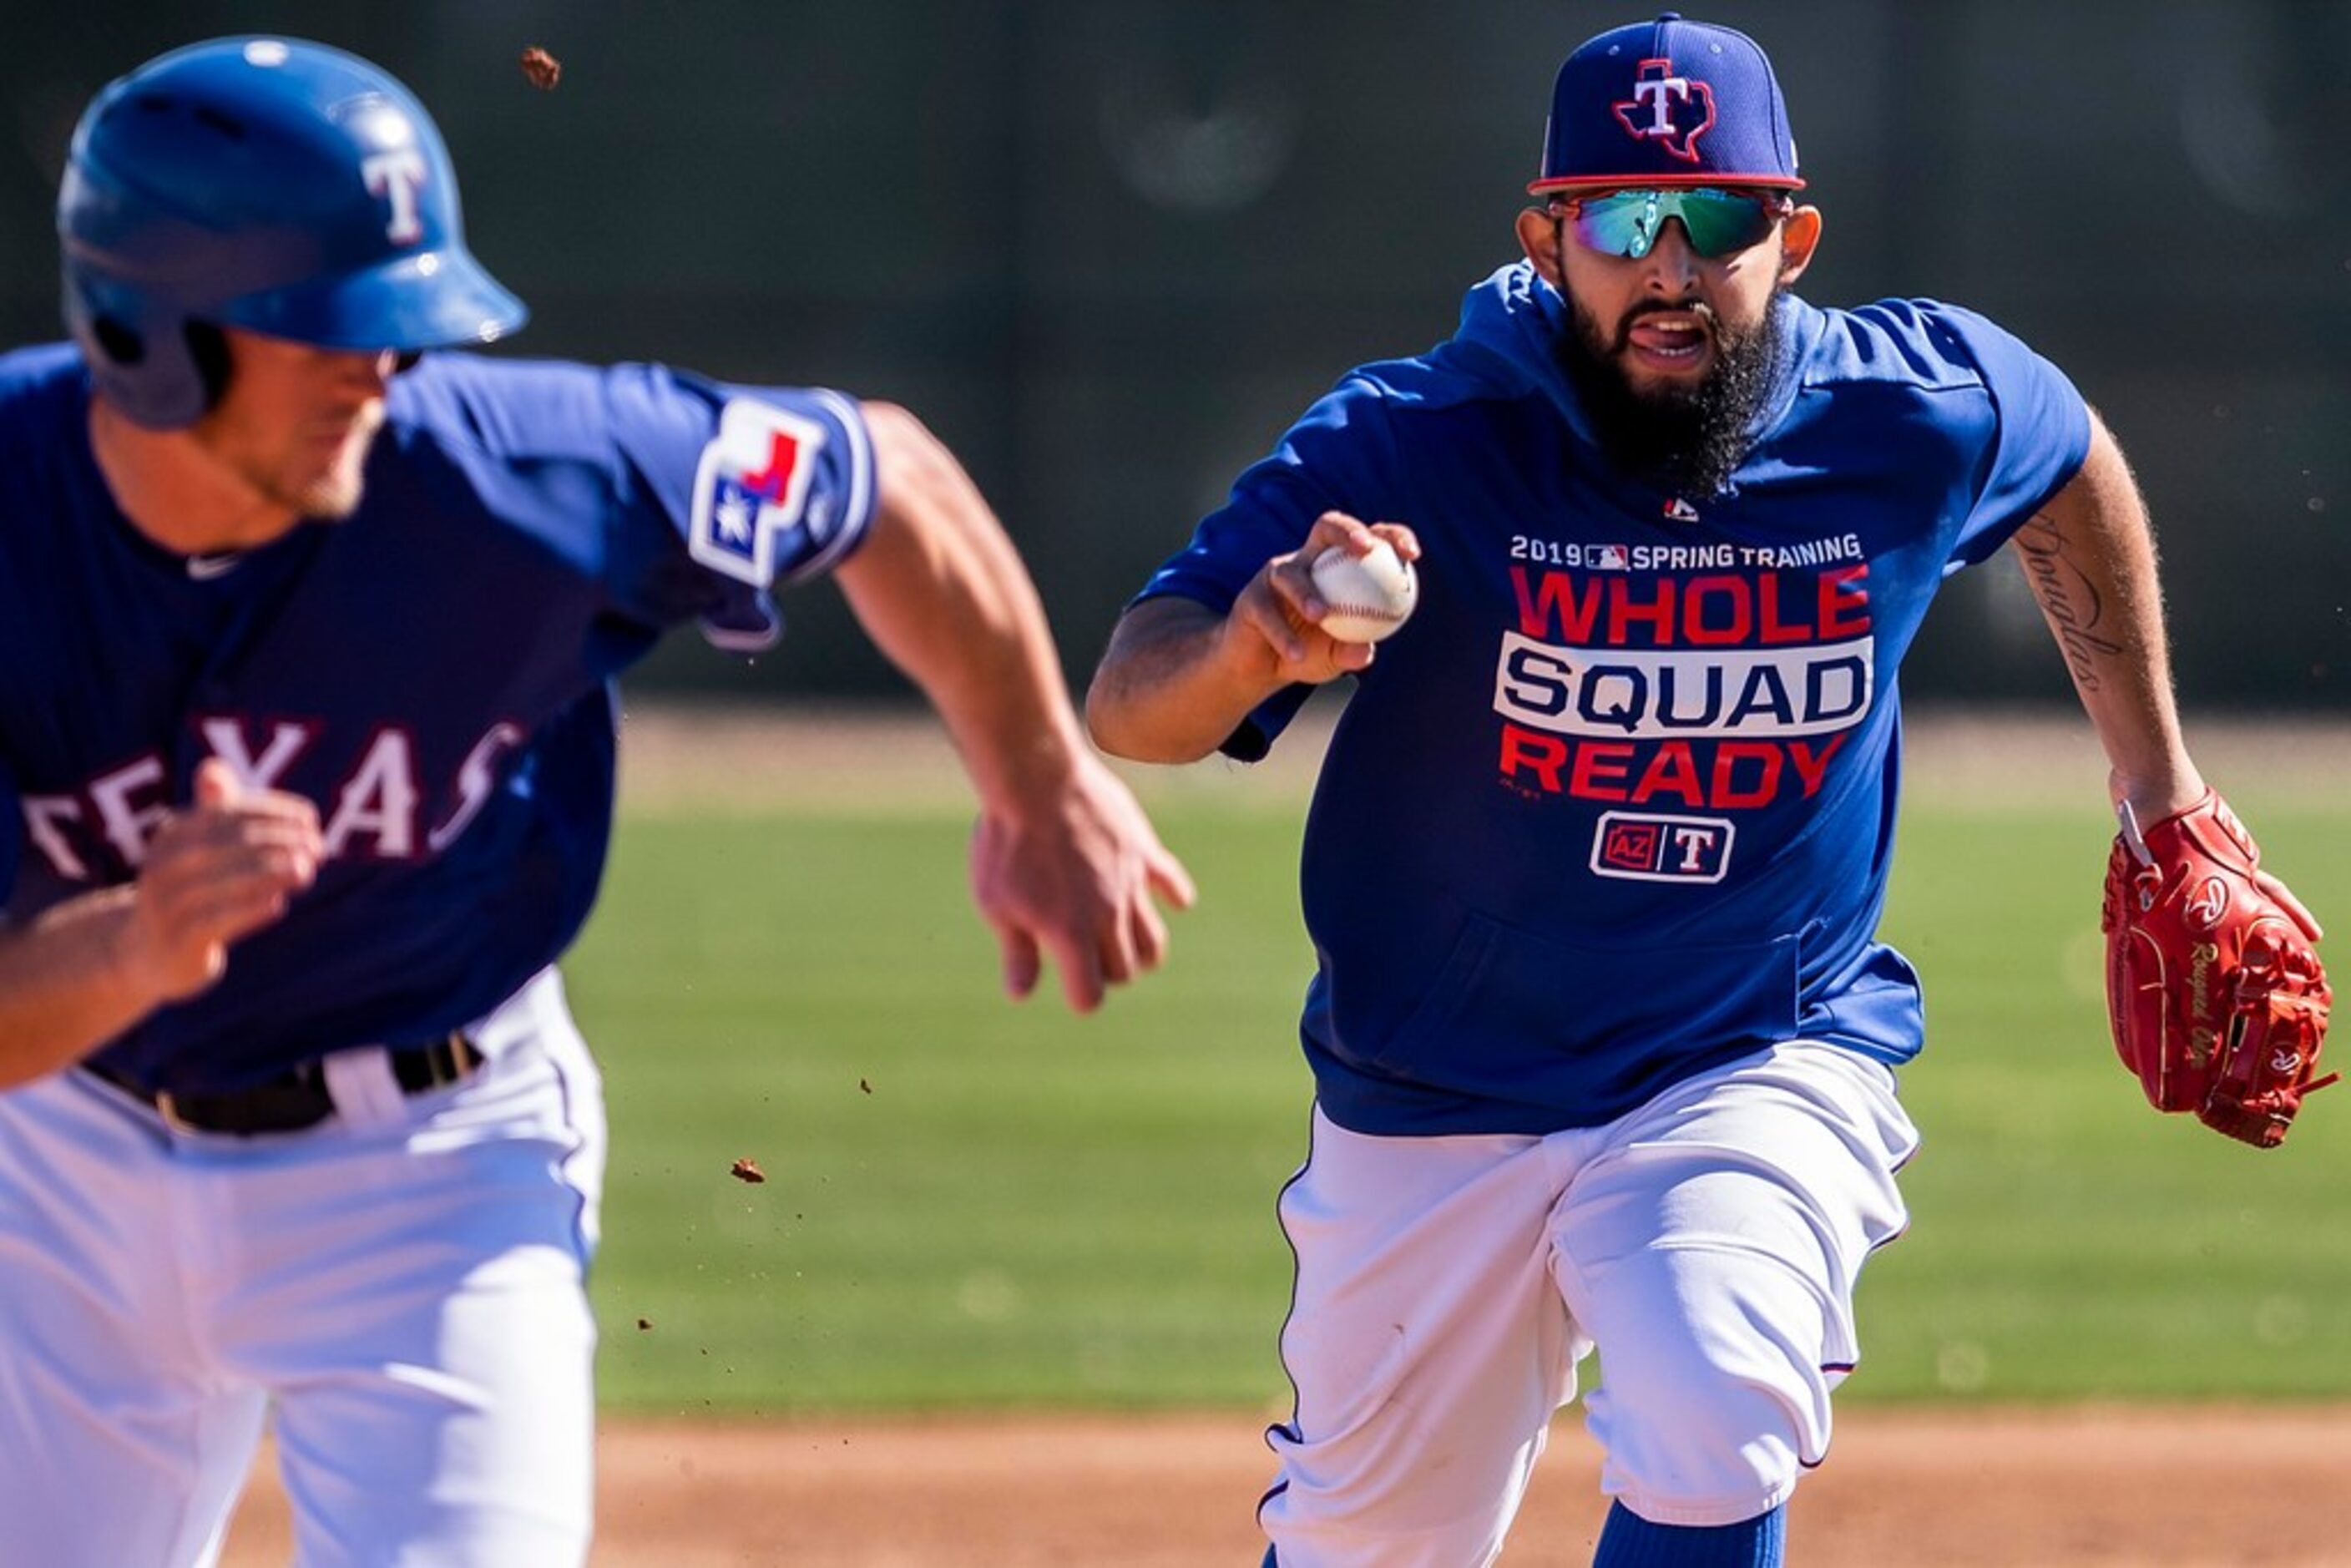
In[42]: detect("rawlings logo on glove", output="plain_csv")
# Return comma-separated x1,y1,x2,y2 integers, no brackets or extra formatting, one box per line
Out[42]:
2102,790,2334,1147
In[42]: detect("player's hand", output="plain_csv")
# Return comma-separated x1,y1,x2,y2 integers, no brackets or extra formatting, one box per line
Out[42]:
116,758,323,1005
1226,511,1422,686
968,751,1196,1013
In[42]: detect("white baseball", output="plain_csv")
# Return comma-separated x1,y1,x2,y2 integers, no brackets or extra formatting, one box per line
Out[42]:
1309,539,1418,644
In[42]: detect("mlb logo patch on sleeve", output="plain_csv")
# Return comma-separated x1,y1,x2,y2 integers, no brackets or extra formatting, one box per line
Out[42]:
690,398,829,585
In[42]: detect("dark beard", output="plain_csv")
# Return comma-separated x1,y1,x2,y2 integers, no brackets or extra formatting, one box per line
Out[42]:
1554,288,1785,500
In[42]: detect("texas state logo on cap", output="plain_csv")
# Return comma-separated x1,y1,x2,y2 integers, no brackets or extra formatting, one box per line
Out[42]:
1529,12,1802,193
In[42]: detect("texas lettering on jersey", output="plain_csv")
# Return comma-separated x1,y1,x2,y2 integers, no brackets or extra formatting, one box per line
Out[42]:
18,717,521,884
1492,549,1873,867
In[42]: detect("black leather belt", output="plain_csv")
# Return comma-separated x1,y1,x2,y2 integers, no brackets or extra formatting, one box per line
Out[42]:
84,1032,481,1136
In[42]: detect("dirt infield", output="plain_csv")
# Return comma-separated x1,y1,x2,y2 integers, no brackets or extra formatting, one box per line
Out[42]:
220,1405,2351,1565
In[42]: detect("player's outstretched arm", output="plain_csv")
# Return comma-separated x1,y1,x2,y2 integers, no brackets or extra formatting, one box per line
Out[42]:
2015,410,2333,1144
1085,511,1420,764
0,760,320,1087
2007,411,2206,818
831,402,1195,1014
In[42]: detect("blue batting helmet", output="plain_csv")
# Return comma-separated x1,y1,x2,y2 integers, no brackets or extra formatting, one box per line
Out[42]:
59,36,527,429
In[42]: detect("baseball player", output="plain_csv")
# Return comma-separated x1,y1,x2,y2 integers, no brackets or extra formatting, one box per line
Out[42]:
0,36,1192,1567
1088,13,2328,1568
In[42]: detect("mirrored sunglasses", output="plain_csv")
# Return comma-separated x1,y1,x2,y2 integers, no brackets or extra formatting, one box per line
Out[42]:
1555,188,1788,260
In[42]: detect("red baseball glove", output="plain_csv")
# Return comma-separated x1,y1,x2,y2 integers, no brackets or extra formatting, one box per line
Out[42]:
2102,790,2334,1147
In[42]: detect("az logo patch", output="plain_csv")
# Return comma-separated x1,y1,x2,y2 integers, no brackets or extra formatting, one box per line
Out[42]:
1590,811,1734,883
690,398,828,585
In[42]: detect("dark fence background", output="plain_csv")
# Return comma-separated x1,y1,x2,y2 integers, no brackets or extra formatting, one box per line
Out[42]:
7,3,2345,709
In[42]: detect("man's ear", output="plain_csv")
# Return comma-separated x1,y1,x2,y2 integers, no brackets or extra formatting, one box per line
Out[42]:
1515,207,1566,288
1779,205,1823,286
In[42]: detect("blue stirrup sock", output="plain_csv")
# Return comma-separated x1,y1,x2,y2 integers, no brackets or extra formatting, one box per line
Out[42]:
1263,1499,1786,1566
1593,1499,1787,1566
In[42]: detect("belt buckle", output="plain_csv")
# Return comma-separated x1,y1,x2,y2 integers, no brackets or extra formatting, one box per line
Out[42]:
150,1090,198,1136
431,1030,476,1088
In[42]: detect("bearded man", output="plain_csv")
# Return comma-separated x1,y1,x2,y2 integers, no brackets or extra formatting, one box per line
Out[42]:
1085,13,2323,1568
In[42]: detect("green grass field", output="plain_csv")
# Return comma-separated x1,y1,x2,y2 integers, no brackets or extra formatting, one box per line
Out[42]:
574,781,2351,1416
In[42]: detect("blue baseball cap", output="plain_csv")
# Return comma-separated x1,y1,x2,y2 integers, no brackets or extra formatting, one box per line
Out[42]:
1529,13,1802,195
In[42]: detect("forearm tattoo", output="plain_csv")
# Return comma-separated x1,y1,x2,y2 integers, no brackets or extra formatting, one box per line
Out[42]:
2015,511,2123,692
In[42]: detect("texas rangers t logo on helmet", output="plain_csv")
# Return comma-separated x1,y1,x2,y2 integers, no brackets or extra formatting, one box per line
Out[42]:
1614,58,1716,162
361,149,428,244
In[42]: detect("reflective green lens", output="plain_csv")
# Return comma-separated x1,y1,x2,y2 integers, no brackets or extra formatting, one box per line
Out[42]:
1568,189,1779,260
1573,190,1667,258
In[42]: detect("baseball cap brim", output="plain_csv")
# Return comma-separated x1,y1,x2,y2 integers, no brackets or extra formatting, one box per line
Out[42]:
217,244,528,351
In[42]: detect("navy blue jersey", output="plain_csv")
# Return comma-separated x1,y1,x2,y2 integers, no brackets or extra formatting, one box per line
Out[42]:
1141,263,2091,1136
0,344,875,1092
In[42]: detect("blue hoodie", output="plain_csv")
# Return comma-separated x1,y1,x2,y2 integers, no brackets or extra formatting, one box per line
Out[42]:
1140,262,2090,1136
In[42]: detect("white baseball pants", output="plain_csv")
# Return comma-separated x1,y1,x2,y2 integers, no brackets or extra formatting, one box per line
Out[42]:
1260,1040,1916,1566
0,969,605,1568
